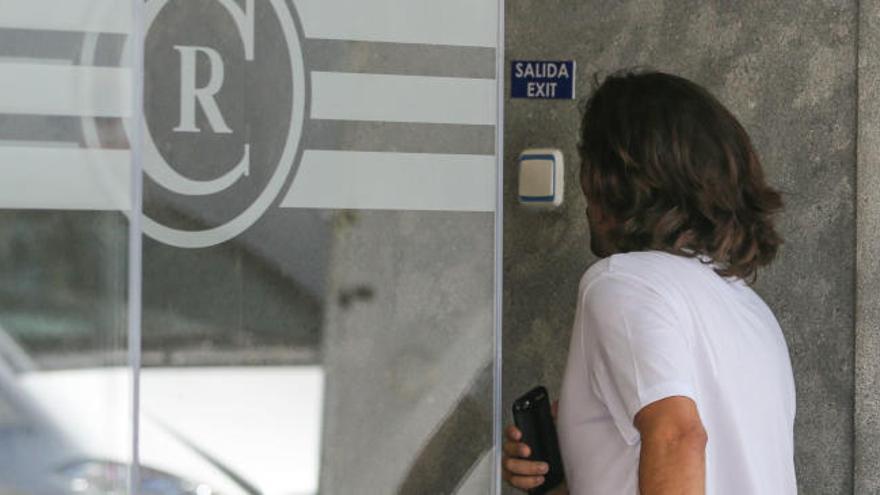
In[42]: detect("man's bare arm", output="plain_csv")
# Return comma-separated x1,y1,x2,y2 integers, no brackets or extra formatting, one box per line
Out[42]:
634,396,707,494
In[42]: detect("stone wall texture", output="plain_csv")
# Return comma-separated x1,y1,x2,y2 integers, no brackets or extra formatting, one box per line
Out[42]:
503,1,868,492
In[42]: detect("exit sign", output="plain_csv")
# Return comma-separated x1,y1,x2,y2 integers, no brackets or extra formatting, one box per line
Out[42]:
511,60,576,100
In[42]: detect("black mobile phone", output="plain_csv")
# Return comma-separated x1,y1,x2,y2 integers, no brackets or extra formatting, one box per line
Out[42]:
512,385,565,494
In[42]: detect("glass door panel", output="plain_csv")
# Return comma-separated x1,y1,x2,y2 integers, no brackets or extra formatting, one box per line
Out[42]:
136,1,502,494
0,2,136,493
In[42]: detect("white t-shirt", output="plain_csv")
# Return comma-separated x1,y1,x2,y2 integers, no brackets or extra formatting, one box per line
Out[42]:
557,250,796,494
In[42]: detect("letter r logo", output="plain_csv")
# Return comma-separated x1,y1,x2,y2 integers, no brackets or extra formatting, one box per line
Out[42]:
83,0,306,247
173,45,232,134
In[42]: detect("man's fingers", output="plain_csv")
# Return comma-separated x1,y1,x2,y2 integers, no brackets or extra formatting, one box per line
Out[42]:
504,457,550,476
505,424,522,441
509,475,546,490
551,399,559,419
501,422,545,492
503,440,531,458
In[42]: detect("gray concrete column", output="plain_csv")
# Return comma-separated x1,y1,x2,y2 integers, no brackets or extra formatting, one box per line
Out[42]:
856,0,880,491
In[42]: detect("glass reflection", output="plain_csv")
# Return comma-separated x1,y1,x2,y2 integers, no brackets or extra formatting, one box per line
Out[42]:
0,0,499,493
0,211,130,495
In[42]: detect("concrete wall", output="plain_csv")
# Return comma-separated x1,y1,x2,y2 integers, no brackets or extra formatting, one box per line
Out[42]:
319,211,495,494
503,1,863,492
857,0,880,492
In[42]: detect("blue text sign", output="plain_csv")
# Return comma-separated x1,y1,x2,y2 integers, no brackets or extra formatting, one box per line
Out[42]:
511,60,575,100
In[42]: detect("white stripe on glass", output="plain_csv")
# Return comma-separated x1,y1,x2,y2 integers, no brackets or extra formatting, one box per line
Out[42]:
0,146,130,210
280,150,495,212
311,72,496,125
292,0,497,48
0,148,497,213
0,63,132,117
0,0,131,34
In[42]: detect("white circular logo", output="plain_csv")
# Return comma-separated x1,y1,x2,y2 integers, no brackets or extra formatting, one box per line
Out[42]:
83,0,307,248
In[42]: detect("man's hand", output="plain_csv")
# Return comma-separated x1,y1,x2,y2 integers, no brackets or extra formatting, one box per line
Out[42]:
502,400,569,494
502,424,549,491
635,396,708,495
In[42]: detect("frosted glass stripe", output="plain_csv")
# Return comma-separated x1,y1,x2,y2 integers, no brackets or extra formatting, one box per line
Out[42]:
281,150,495,211
293,0,497,48
1,0,497,47
311,72,496,125
0,148,496,212
0,0,131,34
0,63,132,117
0,146,130,210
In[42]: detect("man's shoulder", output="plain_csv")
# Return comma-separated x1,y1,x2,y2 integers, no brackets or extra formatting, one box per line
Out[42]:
578,250,686,293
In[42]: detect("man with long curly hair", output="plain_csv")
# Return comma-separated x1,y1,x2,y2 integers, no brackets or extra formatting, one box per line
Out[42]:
503,70,796,494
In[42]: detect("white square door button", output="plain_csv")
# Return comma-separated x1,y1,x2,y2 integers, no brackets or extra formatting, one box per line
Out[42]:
518,148,564,207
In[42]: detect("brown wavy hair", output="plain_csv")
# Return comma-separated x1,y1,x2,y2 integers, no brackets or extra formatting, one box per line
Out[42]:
578,69,783,281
